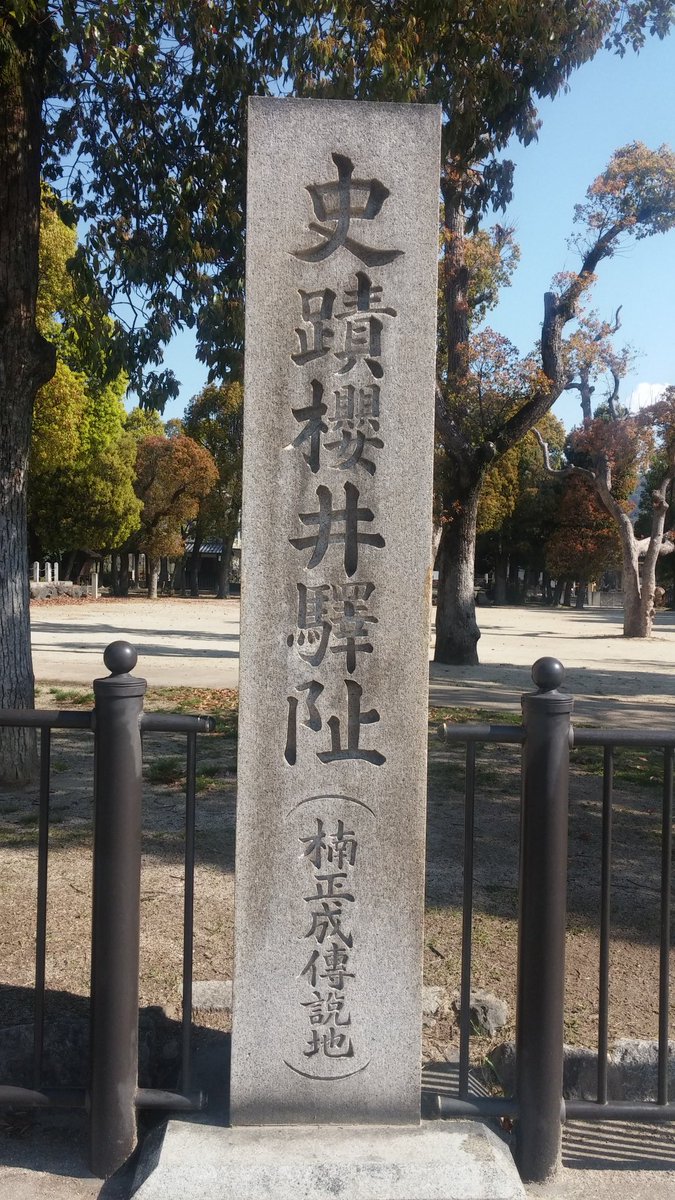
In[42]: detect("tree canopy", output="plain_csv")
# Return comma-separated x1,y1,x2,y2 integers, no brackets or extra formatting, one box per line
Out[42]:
182,381,243,596
29,192,141,557
545,475,622,588
132,430,219,596
16,0,319,401
1,0,674,779
429,141,675,660
293,2,674,222
536,390,675,635
476,413,565,601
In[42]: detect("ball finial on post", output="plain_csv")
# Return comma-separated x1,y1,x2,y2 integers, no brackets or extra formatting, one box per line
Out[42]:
531,656,564,693
103,640,138,676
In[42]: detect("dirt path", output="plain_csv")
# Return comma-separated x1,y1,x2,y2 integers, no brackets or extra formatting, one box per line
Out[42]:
429,604,675,726
30,596,241,689
31,597,675,724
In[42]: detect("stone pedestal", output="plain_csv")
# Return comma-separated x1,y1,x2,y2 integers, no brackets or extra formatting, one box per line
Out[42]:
132,1121,526,1200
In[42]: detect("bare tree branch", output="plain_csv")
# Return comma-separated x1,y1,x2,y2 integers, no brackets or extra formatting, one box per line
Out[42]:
435,382,471,456
606,368,621,419
532,429,578,478
607,305,623,337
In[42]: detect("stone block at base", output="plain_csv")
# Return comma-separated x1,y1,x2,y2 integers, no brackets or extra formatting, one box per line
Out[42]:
132,1120,526,1200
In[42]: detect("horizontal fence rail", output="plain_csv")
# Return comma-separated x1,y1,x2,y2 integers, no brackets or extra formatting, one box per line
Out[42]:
436,657,674,1182
0,641,214,1178
0,710,92,728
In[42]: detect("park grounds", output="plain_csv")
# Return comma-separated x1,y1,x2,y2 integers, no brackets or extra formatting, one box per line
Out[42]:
1,596,675,1197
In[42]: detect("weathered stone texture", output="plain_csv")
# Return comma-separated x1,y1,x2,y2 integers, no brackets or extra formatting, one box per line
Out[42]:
132,1121,527,1200
231,97,441,1125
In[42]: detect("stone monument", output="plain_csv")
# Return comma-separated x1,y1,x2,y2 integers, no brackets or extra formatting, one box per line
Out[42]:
134,96,525,1200
231,95,440,1126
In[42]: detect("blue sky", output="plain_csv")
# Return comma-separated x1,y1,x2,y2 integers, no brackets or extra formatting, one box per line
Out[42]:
150,32,675,431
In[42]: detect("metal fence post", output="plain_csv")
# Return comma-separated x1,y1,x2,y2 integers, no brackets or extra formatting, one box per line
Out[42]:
89,641,146,1178
515,656,572,1183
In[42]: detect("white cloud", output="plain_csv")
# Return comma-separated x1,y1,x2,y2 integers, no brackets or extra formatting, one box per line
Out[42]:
626,382,668,413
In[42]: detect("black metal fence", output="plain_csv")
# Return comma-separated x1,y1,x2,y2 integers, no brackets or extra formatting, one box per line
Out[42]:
0,641,214,1178
435,655,674,1181
0,645,672,1183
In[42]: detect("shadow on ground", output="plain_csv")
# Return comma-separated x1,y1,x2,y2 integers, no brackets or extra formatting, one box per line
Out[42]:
0,985,230,1196
563,1121,675,1171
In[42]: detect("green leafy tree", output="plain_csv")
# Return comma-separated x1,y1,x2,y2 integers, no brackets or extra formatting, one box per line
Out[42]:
124,405,165,443
29,194,141,572
0,1,307,779
182,381,243,597
1,3,673,779
30,433,141,560
477,413,566,602
292,4,675,663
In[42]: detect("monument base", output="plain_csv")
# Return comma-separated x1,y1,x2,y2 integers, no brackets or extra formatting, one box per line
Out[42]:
132,1120,526,1200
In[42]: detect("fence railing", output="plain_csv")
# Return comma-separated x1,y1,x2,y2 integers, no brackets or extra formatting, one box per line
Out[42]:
435,655,674,1182
0,641,214,1178
1,647,672,1183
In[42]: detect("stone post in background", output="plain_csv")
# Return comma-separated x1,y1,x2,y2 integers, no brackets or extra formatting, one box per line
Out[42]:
231,98,441,1126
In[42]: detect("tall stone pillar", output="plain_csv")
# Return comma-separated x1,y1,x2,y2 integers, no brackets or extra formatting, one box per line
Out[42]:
231,98,441,1125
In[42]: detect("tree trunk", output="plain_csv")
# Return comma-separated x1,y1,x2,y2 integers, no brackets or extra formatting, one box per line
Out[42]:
494,553,507,605
148,557,159,600
585,459,673,639
186,519,204,597
507,557,520,603
431,522,442,569
173,556,186,595
434,484,481,665
0,25,56,782
442,182,470,381
575,580,588,609
217,533,235,599
579,367,594,422
563,580,573,607
118,554,130,597
622,574,650,636
159,557,170,593
189,549,202,597
620,531,651,637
